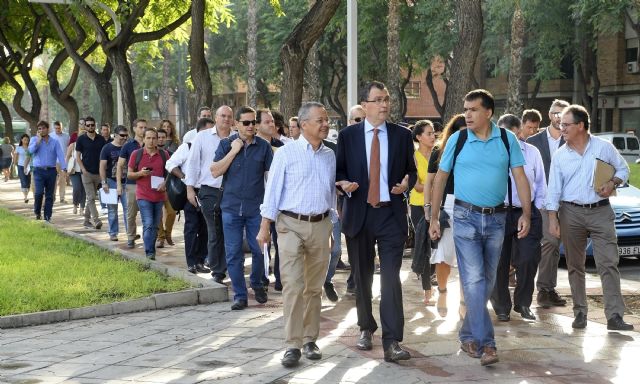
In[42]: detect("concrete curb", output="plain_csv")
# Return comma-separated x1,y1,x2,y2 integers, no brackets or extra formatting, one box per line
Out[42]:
0,223,228,329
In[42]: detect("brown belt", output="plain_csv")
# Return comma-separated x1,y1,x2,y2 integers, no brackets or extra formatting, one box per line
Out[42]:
281,210,329,222
564,199,609,209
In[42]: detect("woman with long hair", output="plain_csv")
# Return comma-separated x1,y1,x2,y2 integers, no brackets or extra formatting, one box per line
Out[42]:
423,114,466,317
160,119,180,154
66,126,87,215
13,134,31,202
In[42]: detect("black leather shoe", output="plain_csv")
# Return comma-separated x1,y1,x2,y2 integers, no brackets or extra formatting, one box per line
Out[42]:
356,330,373,350
274,281,283,292
195,263,210,273
537,290,567,308
212,275,224,284
281,348,301,367
324,282,339,302
514,305,536,320
383,341,411,362
302,342,322,360
187,266,197,274
336,259,351,270
572,312,587,329
254,287,268,304
496,313,510,322
607,313,634,331
231,299,247,310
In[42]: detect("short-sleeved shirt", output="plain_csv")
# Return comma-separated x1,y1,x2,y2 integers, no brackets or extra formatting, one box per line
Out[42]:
428,147,455,199
409,149,429,206
75,134,107,174
16,146,29,166
100,142,124,182
119,139,141,185
214,134,273,216
439,123,525,207
1,143,14,159
128,148,168,202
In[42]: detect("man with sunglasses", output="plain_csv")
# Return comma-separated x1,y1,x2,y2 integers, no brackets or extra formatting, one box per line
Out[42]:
100,126,130,241
212,106,273,310
527,99,569,309
76,116,108,230
348,104,366,125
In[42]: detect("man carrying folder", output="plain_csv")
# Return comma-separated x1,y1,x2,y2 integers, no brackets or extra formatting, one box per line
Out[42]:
546,104,633,331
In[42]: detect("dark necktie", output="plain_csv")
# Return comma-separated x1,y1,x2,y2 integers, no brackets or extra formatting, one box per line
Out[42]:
367,128,380,206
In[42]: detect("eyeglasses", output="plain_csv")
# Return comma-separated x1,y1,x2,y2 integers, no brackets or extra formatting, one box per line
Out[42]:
551,112,562,118
85,123,95,127
559,122,578,129
353,117,363,123
239,120,257,126
118,134,128,138
365,97,391,105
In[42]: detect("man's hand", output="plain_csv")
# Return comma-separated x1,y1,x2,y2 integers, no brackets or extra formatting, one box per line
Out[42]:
102,182,109,193
117,184,122,196
390,174,409,195
156,181,166,192
230,138,243,154
187,188,198,208
548,212,561,239
516,214,531,239
429,220,441,241
256,220,271,248
597,180,616,198
336,180,359,194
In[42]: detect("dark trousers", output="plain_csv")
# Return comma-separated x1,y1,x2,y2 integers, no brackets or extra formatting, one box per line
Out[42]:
346,205,405,350
183,200,208,268
491,205,543,313
199,185,226,278
270,222,281,285
33,167,57,220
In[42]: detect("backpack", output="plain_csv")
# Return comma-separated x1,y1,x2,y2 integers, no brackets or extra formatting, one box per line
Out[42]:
133,147,168,177
452,127,513,207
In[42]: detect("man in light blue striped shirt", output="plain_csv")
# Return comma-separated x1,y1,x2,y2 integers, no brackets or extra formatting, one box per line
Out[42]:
546,104,633,331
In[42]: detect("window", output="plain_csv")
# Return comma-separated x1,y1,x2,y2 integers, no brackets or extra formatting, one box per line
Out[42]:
613,137,625,150
404,81,421,98
626,38,638,63
485,58,497,78
628,137,639,150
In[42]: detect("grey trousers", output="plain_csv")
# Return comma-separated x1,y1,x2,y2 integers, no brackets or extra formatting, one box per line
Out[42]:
536,208,561,292
558,203,626,319
81,172,102,225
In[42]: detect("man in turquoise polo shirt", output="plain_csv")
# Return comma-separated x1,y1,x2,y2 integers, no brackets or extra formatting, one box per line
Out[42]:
429,89,531,366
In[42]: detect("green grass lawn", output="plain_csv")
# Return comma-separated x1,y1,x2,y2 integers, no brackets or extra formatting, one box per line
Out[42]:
0,208,191,316
629,163,640,187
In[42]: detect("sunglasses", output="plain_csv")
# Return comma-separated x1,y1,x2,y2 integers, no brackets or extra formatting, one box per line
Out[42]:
239,120,257,126
118,134,128,138
85,123,95,127
354,117,363,123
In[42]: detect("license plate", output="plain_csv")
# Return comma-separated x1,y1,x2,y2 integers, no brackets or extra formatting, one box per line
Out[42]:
618,246,640,256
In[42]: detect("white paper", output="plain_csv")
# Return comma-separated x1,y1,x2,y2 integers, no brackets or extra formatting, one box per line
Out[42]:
151,176,164,189
24,163,30,175
263,243,270,279
100,189,118,205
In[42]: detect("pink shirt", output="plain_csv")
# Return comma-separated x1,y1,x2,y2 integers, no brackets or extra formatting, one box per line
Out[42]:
128,148,168,202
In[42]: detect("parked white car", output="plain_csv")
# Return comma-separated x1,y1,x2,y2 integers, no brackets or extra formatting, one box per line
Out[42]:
594,132,640,164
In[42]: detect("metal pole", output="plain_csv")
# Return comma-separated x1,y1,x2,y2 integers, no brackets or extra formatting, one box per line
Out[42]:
347,0,358,110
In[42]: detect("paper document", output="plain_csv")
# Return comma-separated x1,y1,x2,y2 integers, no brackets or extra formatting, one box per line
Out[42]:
151,176,164,189
593,158,617,196
100,188,118,205
24,163,30,175
263,243,270,279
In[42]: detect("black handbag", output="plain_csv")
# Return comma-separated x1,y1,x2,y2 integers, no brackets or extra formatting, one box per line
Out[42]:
166,173,187,211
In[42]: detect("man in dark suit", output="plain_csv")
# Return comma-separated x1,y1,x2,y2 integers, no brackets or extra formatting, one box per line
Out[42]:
526,99,569,308
336,81,417,363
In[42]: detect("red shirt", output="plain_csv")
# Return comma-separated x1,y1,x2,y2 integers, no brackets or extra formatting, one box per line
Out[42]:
128,148,168,202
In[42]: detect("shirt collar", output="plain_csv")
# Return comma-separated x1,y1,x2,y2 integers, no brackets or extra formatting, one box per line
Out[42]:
297,134,325,152
364,119,387,133
467,121,500,142
546,127,561,141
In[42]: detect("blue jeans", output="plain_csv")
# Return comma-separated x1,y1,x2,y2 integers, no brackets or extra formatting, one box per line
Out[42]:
106,179,128,237
222,211,264,301
33,167,57,220
325,219,342,284
453,204,506,349
137,199,163,256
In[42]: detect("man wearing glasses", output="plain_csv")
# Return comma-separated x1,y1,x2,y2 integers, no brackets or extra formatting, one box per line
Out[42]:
546,104,632,331
212,106,273,310
527,99,569,309
76,116,108,230
100,126,130,241
29,120,67,222
348,104,366,125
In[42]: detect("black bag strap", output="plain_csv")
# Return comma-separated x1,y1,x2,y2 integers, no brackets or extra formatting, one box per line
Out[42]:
134,148,168,178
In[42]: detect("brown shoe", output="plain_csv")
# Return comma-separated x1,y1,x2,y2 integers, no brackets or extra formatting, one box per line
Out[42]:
166,237,175,246
156,239,165,248
460,341,480,358
480,346,499,366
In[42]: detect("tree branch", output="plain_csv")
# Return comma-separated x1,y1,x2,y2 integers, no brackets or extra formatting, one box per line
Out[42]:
130,9,191,45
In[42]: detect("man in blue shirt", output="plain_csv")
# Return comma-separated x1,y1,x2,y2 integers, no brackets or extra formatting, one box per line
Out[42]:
212,106,273,310
429,89,531,366
28,120,67,222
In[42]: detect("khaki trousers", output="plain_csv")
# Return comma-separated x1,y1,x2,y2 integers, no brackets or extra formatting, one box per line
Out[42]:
277,213,332,349
126,184,139,241
157,199,176,241
559,203,626,319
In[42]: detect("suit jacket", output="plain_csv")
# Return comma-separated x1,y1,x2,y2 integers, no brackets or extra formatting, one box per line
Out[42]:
526,127,564,184
336,121,417,238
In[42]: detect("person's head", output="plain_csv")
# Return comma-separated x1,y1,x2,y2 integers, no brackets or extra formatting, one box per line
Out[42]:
289,117,300,139
100,123,111,139
84,116,97,133
560,104,590,144
113,125,129,146
360,81,390,126
53,121,62,134
157,128,168,147
161,119,179,144
272,110,288,137
196,117,215,132
132,118,147,139
256,109,275,139
348,104,366,125
497,114,522,138
548,99,570,131
235,106,257,140
19,133,30,146
143,127,158,150
521,109,542,139
214,105,234,132
198,106,212,120
298,102,329,145
2,136,9,144
412,120,437,149
78,118,85,130
438,114,466,160
36,120,50,136
463,89,494,131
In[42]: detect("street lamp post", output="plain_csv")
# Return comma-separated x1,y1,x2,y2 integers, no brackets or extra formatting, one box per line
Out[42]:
347,0,358,109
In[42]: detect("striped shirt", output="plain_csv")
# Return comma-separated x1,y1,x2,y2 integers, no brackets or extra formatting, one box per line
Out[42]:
546,135,629,211
260,134,336,221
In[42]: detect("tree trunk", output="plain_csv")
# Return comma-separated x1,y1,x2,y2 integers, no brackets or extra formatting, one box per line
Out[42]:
304,0,322,102
425,68,446,117
0,98,13,140
108,49,136,126
387,0,402,123
279,0,341,119
399,60,413,120
48,48,81,133
247,0,258,108
442,0,483,123
506,5,524,116
159,46,171,119
190,0,213,125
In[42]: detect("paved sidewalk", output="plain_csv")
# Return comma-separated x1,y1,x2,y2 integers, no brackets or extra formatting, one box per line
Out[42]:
1,178,639,383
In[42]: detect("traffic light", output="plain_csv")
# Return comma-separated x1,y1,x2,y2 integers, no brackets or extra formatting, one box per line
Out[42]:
143,89,149,101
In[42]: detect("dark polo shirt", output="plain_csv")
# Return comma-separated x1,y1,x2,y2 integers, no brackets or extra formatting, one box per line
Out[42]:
75,134,107,174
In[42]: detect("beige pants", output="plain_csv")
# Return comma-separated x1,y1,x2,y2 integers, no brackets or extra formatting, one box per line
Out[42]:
126,184,139,241
277,213,332,349
157,199,176,241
